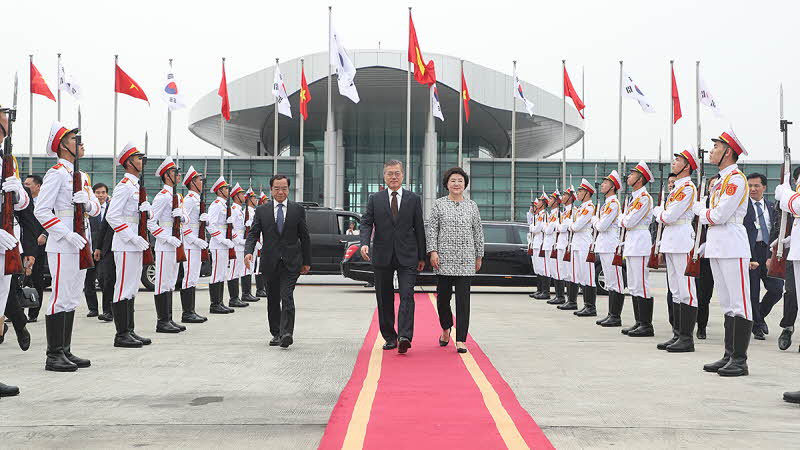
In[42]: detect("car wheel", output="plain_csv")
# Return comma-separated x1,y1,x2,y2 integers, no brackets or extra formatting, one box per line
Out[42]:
595,261,608,296
141,264,156,291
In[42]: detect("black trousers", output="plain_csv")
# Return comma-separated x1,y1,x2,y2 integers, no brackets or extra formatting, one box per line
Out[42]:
666,273,674,327
4,275,28,330
436,275,471,342
27,250,47,320
84,266,99,312
750,242,784,330
98,253,116,312
373,254,417,342
696,258,714,330
760,259,797,329
264,260,299,338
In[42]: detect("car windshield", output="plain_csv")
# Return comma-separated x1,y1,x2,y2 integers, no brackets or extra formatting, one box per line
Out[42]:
483,224,509,244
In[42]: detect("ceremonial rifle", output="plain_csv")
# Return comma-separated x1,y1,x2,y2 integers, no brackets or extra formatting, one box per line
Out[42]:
527,188,534,256
172,170,187,264
612,159,628,267
684,147,707,278
244,178,252,239
225,171,236,260
0,74,23,274
563,174,575,262
586,166,601,263
550,181,560,259
768,85,792,279
198,172,210,262
538,185,546,258
648,142,665,269
139,133,154,266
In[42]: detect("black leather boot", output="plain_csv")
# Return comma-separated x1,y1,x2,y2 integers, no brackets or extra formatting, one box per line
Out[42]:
255,273,267,297
658,302,681,350
181,287,207,323
112,300,142,348
166,291,186,331
667,303,697,352
45,313,78,372
601,292,623,327
128,298,151,345
596,292,612,325
155,293,181,333
529,276,543,298
209,282,233,314
0,382,19,397
548,280,566,305
575,284,597,316
704,315,734,372
621,296,640,334
63,311,90,368
718,316,752,377
628,297,654,337
557,281,578,310
783,390,800,404
228,279,249,308
241,275,259,302
533,277,551,300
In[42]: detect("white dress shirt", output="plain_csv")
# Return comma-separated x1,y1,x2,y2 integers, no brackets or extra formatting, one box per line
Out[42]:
750,198,770,242
388,188,403,210
273,199,288,221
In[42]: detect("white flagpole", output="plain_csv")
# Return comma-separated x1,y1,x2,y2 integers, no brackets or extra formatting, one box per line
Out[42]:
669,60,674,158
696,60,701,165
299,58,305,202
617,60,623,175
57,53,61,121
29,54,33,172
581,65,585,160
562,59,566,190
220,58,226,176
406,7,412,183
511,60,517,221
325,5,334,207
113,54,118,182
167,58,173,156
274,58,280,175
458,59,463,167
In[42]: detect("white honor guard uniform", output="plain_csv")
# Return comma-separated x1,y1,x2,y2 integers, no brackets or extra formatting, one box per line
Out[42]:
106,143,151,304
621,162,654,299
543,191,561,281
570,179,596,287
244,189,259,277
556,190,575,283
206,176,234,284
180,166,209,290
593,171,623,294
227,183,247,281
775,176,800,315
0,158,29,315
529,201,546,277
147,157,184,295
654,148,698,307
34,123,99,316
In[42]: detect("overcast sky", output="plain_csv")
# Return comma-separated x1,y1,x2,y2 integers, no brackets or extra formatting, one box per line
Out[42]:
4,0,797,165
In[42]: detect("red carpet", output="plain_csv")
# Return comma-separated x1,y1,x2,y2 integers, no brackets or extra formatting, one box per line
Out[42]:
319,293,552,449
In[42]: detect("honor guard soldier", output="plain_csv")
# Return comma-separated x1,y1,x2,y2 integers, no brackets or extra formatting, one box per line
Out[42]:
594,170,624,327
179,165,209,322
147,157,186,333
105,142,152,349
619,161,655,337
225,183,249,308
206,176,236,313
526,198,539,298
239,188,260,303
571,179,597,316
545,190,567,306
530,194,549,299
554,186,577,309
695,129,752,377
776,168,800,403
654,147,698,352
34,122,99,371
254,191,268,298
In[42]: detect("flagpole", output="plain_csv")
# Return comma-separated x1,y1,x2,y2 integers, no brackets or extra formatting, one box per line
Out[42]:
510,60,517,222
325,5,334,208
56,54,62,122
561,59,566,190
167,58,173,156
220,57,226,176
696,60,701,160
274,58,280,176
458,59,463,168
299,58,305,202
113,54,118,182
670,60,674,158
617,60,623,175
406,7,412,184
29,55,33,173
581,65,585,160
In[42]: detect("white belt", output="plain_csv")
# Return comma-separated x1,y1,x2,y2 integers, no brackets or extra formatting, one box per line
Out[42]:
724,216,744,225
55,209,74,217
121,215,139,224
629,225,650,231
666,219,691,226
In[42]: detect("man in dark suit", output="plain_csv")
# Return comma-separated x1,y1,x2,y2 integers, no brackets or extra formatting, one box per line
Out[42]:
95,194,116,323
22,175,47,323
83,183,109,319
244,175,310,349
358,160,426,354
745,173,783,340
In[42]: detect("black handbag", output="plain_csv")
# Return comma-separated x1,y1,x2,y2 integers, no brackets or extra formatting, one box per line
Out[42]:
15,274,40,309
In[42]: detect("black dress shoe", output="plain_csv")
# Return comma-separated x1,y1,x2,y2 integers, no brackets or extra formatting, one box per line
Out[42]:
255,289,268,298
778,328,793,351
0,382,20,397
382,341,397,350
439,329,451,347
784,390,800,404
456,345,468,354
280,334,293,348
27,317,37,323
696,327,707,340
228,298,249,308
753,329,766,341
15,326,31,351
762,323,769,335
269,336,281,346
398,337,411,354
241,293,260,302
97,313,113,322
86,310,99,318
169,320,187,332
0,323,6,345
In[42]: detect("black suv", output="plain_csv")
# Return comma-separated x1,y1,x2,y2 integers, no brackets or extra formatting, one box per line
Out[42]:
304,206,362,274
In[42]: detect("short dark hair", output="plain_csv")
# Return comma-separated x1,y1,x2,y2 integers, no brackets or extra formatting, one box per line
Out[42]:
747,173,767,187
92,182,108,192
269,174,291,188
667,172,678,179
384,160,404,170
25,174,43,186
793,166,800,183
441,167,469,190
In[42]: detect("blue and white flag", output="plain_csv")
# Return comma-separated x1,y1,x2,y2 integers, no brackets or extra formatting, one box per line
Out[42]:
58,63,82,101
272,65,292,118
621,72,655,113
513,73,535,116
431,83,444,121
330,23,360,104
160,70,186,111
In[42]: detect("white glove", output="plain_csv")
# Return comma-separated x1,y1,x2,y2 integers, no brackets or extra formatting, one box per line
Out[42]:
221,238,235,249
226,215,235,224
591,216,599,225
1,176,22,194
652,206,663,217
166,236,182,248
255,241,262,250
246,218,253,227
691,202,705,216
139,201,152,213
615,216,624,227
171,208,183,218
697,243,706,258
199,213,209,223
65,232,87,251
234,236,246,246
72,190,89,204
775,183,792,202
193,238,209,250
0,229,17,251
783,235,792,248
132,236,150,251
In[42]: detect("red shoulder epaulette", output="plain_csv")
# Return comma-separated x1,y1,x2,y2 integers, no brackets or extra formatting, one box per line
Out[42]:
160,189,168,194
121,178,129,184
52,163,63,170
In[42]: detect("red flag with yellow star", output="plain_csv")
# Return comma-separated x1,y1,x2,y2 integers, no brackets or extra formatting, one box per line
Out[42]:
461,68,470,123
300,67,311,121
407,12,436,86
115,64,149,103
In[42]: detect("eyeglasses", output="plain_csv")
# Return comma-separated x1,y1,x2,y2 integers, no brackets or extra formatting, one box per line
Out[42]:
384,171,403,178
271,186,289,192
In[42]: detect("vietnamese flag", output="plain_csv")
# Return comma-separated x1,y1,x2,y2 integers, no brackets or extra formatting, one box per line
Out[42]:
30,61,55,101
218,60,231,121
461,68,470,123
563,66,585,119
300,67,311,121
407,12,436,86
671,67,682,124
115,64,149,103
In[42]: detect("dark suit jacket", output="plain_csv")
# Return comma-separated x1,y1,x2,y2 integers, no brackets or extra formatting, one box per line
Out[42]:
89,200,109,252
745,198,775,262
16,187,41,257
359,188,426,268
244,200,311,275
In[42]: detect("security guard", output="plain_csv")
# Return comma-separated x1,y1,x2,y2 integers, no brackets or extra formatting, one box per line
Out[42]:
570,179,597,316
529,195,548,299
180,166,212,319
206,176,236,313
654,148,698,352
147,156,186,333
594,170,624,327
695,129,752,377
620,161,655,338
105,142,152,349
35,122,99,370
226,183,249,308
545,190,566,306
